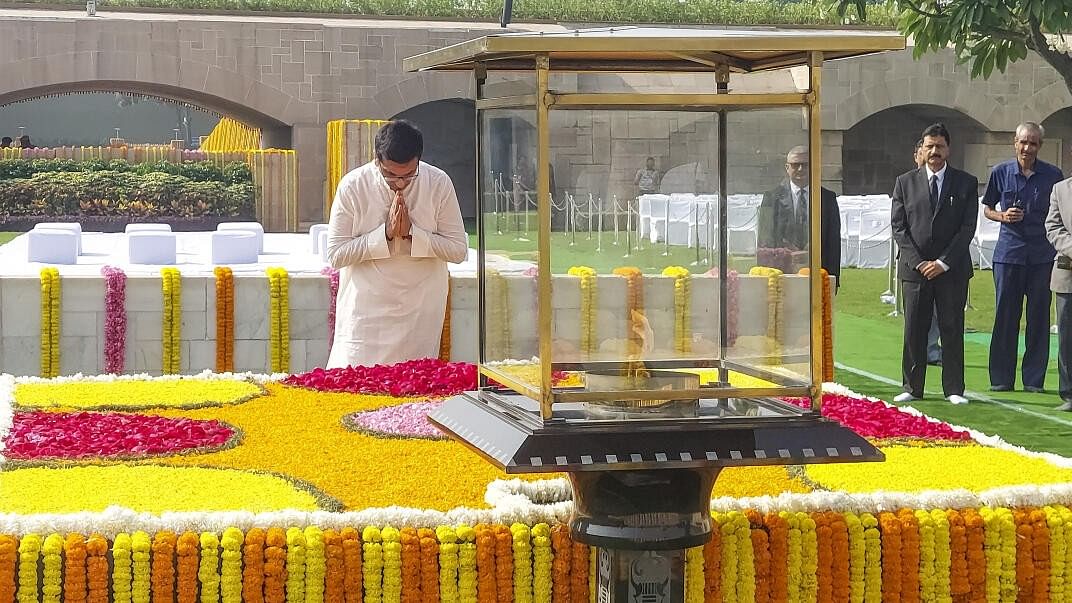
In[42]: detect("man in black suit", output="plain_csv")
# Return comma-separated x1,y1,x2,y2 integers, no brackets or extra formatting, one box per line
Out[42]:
757,145,842,288
891,123,978,405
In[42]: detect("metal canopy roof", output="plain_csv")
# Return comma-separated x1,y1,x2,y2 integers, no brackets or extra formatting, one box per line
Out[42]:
403,26,905,74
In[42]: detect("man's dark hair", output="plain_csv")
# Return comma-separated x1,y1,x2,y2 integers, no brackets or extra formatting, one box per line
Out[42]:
921,123,950,145
374,120,423,163
646,156,655,162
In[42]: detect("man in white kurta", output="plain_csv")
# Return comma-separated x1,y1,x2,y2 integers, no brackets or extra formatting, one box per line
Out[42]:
325,125,467,368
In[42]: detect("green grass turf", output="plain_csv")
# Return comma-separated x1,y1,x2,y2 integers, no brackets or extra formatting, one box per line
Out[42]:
833,268,1072,457
0,232,17,246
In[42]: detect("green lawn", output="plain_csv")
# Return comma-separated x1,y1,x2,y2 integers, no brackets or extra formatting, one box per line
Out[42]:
0,232,17,246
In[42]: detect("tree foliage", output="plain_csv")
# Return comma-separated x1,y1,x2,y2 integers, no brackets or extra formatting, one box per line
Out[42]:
832,0,1072,94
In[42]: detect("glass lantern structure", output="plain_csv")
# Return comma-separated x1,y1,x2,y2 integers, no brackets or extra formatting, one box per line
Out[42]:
406,27,904,603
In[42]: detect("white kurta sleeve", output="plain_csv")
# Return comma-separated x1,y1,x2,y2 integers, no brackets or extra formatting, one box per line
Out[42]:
326,179,391,269
410,176,469,263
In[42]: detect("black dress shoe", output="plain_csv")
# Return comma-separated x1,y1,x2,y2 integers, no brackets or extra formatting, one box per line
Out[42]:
1056,401,1072,411
1024,386,1045,393
989,384,1013,392
928,359,942,366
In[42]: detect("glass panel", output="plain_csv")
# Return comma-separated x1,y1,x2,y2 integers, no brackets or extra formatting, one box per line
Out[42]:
726,107,813,386
478,107,543,392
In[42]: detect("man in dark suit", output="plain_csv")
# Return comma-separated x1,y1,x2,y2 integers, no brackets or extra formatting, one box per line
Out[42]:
757,145,842,289
891,123,978,405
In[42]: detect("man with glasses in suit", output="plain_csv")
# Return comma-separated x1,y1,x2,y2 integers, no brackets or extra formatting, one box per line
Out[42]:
325,119,468,368
892,123,979,405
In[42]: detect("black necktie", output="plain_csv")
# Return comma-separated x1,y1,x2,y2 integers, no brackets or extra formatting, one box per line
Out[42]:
930,175,939,213
797,188,808,224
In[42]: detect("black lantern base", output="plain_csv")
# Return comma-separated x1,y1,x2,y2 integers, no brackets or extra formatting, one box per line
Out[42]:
594,547,686,603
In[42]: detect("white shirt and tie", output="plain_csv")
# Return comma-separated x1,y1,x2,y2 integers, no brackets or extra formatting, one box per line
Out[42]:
920,164,949,272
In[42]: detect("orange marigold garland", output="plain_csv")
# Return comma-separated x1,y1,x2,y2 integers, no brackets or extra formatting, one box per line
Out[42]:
242,528,266,603
746,511,771,603
176,532,200,603
703,529,721,603
569,540,588,603
1014,509,1036,600
961,509,987,603
263,528,287,603
64,533,88,603
492,525,513,603
0,535,16,603
612,267,645,355
152,531,177,603
897,510,921,603
550,525,572,603
764,513,789,603
340,527,363,603
1031,508,1051,602
214,266,235,373
86,534,110,603
829,513,850,603
813,512,833,603
401,527,422,603
878,512,902,603
947,510,969,600
417,528,439,603
324,530,346,603
475,525,497,603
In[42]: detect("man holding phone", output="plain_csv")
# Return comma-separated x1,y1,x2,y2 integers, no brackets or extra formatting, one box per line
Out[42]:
982,122,1065,393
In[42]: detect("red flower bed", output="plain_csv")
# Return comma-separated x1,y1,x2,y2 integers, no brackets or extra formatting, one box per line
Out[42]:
283,359,478,398
4,411,236,459
785,393,971,441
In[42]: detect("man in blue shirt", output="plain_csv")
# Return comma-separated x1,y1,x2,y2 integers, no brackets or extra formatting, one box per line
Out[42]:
981,122,1065,393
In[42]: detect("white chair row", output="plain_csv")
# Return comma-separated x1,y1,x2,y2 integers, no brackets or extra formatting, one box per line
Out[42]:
26,221,266,265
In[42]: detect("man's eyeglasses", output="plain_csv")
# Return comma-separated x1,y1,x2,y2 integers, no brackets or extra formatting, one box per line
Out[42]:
786,162,808,170
378,162,419,185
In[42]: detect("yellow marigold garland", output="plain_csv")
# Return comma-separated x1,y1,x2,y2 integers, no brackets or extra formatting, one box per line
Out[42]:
531,524,552,603
267,267,291,373
161,267,182,374
283,528,305,603
780,512,802,603
201,531,222,603
799,513,818,603
567,267,597,357
17,534,41,603
485,269,511,361
1050,507,1069,603
510,523,533,603
214,266,235,373
222,528,246,603
612,267,645,355
685,546,704,603
437,526,460,603
364,527,384,603
749,266,784,364
38,267,61,377
382,526,403,603
41,533,63,603
662,266,692,354
930,509,952,603
458,525,478,603
860,513,881,603
844,513,865,603
130,532,151,603
113,533,133,603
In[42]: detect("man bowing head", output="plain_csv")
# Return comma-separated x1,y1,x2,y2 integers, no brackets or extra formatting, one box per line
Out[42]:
325,119,468,368
891,123,979,406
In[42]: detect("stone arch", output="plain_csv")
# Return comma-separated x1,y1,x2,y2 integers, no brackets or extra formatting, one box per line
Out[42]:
841,104,988,195
372,72,475,120
392,98,477,219
0,52,312,145
1040,106,1072,172
832,76,1006,133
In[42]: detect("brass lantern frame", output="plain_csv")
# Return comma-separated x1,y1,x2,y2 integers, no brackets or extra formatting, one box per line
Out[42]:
406,27,905,421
